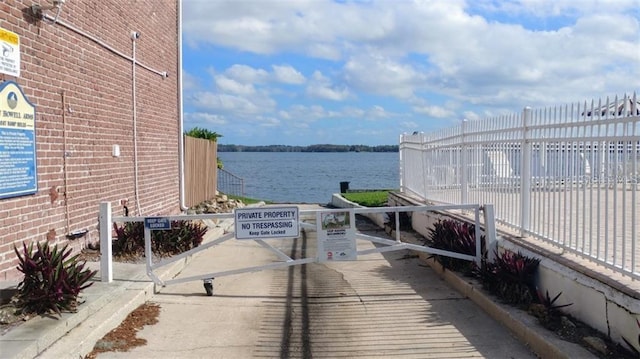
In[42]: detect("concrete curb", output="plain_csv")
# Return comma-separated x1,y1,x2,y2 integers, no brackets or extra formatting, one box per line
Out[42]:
1,220,232,359
420,255,596,359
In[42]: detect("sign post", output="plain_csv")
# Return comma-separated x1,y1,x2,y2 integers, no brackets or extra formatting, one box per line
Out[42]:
143,217,171,284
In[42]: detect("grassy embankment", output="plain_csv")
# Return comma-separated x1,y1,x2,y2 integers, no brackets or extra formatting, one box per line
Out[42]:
341,190,390,207
227,191,392,207
226,194,271,205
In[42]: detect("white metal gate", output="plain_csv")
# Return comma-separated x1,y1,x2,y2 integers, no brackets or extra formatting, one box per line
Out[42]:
99,203,496,294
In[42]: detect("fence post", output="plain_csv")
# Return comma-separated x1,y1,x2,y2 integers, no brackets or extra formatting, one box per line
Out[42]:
99,201,113,283
520,107,532,236
399,134,405,193
483,204,497,263
461,119,468,204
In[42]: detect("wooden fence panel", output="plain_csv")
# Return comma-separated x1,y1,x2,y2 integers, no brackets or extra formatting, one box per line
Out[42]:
184,136,217,207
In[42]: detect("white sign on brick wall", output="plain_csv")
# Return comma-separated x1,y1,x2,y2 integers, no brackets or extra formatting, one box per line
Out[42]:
0,28,20,77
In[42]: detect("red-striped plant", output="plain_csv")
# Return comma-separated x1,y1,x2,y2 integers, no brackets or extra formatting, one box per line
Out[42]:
14,242,96,316
112,220,207,257
481,249,540,306
426,219,484,273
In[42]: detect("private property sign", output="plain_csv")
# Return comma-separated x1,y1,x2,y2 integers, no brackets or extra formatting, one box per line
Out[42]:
235,206,299,239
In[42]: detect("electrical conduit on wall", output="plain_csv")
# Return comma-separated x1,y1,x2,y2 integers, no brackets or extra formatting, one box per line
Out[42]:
132,32,141,216
42,12,170,216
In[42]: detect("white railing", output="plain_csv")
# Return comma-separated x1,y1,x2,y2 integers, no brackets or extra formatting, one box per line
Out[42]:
98,202,496,284
400,93,640,279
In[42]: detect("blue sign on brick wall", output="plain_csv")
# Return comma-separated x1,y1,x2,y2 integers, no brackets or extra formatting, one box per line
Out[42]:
0,81,37,199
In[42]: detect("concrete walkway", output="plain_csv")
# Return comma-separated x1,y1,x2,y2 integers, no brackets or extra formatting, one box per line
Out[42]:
1,205,596,359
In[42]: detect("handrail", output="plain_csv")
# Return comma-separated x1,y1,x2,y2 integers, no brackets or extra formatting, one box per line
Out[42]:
217,168,245,197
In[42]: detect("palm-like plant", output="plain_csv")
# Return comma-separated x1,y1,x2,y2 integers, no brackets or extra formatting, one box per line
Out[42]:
14,242,96,315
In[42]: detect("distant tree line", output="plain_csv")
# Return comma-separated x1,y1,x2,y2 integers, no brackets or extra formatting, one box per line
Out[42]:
217,144,399,152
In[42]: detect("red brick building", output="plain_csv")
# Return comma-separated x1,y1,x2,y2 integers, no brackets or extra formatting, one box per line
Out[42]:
0,0,182,280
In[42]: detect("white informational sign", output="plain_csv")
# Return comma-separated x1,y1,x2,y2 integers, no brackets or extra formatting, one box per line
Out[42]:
0,28,20,77
235,206,299,240
317,210,357,262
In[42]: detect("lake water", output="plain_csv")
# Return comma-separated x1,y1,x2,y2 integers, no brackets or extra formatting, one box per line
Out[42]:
217,152,399,204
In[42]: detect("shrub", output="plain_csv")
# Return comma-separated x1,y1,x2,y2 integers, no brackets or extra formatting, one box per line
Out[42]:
112,222,146,256
426,219,484,273
14,242,97,316
480,250,540,306
112,220,207,257
153,221,208,255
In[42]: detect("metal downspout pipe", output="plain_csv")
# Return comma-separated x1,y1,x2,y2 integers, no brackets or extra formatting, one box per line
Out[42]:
178,0,188,211
131,32,142,216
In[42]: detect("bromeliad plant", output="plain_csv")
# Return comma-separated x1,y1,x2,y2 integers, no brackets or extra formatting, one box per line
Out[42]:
531,289,573,327
14,241,97,316
112,220,207,257
153,220,207,255
426,219,485,273
478,249,541,307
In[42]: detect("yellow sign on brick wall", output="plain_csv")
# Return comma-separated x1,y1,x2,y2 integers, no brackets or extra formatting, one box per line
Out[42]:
0,28,20,77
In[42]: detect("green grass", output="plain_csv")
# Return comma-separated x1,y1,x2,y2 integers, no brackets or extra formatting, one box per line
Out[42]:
226,191,393,207
226,194,272,205
341,190,391,207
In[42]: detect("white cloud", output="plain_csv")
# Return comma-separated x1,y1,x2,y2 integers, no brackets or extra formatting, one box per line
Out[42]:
182,71,200,91
185,112,227,126
413,104,455,119
256,116,281,127
343,53,426,99
189,91,276,116
367,105,393,119
182,0,640,145
475,0,640,18
272,65,306,84
215,76,256,96
224,65,270,84
306,71,350,101
401,121,419,131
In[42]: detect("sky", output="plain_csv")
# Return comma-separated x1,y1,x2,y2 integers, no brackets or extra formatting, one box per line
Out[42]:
181,0,640,146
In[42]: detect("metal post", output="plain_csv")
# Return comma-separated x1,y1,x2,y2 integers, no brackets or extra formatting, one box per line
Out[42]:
461,119,468,204
520,107,532,235
399,134,405,193
421,134,428,199
483,204,497,263
474,206,481,266
144,226,153,277
99,202,113,283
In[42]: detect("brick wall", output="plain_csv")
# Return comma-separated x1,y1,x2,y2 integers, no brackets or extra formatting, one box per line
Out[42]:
0,0,180,280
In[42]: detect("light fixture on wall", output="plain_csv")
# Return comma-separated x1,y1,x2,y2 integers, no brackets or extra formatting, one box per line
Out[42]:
30,0,66,20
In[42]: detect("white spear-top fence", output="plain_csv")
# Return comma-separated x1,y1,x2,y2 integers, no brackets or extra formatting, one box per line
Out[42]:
400,93,639,279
